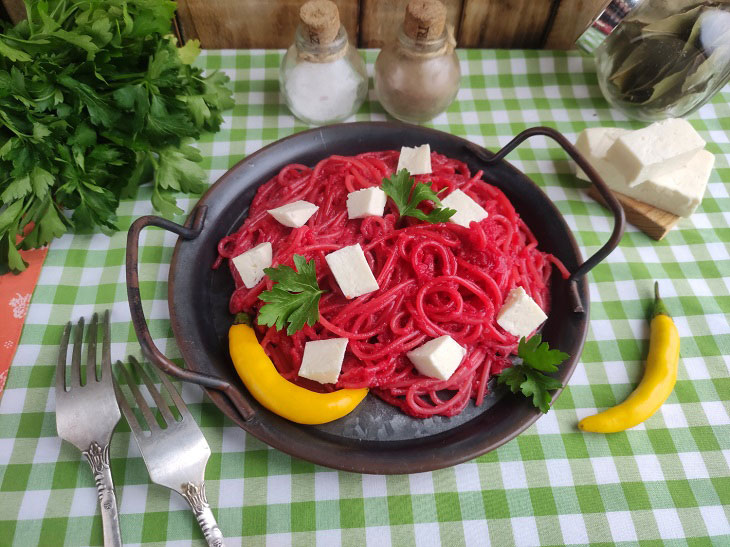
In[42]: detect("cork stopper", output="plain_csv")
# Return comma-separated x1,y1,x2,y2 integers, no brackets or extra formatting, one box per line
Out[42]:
300,0,340,46
403,0,447,41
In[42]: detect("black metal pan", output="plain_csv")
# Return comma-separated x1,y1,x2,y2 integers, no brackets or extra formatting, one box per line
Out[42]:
126,122,624,474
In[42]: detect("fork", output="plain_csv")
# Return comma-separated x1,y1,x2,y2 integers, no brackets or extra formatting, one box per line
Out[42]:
55,312,122,547
114,357,225,547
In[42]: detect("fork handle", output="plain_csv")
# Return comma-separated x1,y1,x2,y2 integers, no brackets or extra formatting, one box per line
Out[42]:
181,481,225,547
83,442,122,547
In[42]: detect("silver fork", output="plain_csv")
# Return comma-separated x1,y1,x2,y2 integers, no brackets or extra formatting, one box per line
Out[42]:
56,312,122,547
114,357,225,547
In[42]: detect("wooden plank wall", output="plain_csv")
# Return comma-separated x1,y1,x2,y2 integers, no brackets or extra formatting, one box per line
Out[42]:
1,0,607,50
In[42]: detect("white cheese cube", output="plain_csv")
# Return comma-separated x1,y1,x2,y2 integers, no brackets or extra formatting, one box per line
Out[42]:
496,287,547,339
605,118,705,187
231,242,272,289
631,150,714,217
325,243,379,299
574,129,713,217
612,150,714,217
346,187,387,219
397,144,432,175
574,127,630,182
298,338,348,384
441,189,489,228
407,335,466,381
267,200,319,228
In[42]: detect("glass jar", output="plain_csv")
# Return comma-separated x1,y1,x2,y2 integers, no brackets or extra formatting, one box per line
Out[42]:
280,24,368,126
374,27,460,124
578,0,730,121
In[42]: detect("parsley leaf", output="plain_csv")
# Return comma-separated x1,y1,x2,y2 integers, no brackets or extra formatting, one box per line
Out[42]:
257,255,326,335
381,169,456,224
0,0,233,272
497,334,569,413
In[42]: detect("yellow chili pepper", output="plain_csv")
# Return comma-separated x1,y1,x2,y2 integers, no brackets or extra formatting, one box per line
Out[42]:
579,282,680,433
229,317,368,425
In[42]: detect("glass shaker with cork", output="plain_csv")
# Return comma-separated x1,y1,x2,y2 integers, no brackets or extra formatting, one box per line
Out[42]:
374,0,461,123
280,0,368,126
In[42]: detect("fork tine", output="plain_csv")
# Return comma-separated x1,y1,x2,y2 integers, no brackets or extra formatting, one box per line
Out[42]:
70,317,85,387
118,361,160,431
157,372,193,422
86,313,98,384
56,322,71,393
100,310,112,381
128,357,176,426
112,363,144,436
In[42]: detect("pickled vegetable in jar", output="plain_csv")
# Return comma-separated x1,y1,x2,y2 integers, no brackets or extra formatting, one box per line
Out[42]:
578,0,730,121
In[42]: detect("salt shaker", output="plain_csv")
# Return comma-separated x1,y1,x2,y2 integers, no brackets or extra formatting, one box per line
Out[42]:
280,0,368,126
374,0,461,123
577,0,730,121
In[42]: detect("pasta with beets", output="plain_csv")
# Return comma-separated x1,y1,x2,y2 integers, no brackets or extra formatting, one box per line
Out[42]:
215,150,569,418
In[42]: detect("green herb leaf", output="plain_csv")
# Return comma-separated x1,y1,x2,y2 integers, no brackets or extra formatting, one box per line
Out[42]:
257,255,326,335
177,39,201,65
497,335,569,413
381,169,456,224
518,334,570,373
0,0,233,272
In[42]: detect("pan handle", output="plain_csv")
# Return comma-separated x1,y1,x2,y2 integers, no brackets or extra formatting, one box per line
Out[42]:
466,126,625,313
126,206,255,421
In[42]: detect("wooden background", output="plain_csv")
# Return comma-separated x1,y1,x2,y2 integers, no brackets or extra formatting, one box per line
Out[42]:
1,0,609,49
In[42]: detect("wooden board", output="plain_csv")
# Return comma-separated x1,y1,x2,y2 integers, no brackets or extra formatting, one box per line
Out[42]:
458,0,555,48
177,0,359,49
359,0,463,48
1,0,25,24
587,186,681,241
544,0,610,49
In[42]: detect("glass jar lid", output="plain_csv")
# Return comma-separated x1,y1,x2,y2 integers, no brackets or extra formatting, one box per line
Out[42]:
576,0,645,54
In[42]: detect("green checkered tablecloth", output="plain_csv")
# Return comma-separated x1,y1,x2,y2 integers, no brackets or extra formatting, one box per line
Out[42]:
1,49,729,546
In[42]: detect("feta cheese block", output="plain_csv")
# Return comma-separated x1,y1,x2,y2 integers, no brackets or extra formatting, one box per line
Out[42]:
441,189,489,228
574,127,630,182
325,243,379,299
231,242,272,289
298,338,348,384
267,200,319,228
496,287,547,339
407,335,466,381
346,187,387,219
397,144,432,175
574,128,713,217
605,118,706,187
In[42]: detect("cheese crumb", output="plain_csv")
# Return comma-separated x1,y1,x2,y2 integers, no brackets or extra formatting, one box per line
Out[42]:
231,242,272,289
496,287,547,339
267,200,319,228
407,335,466,381
299,338,348,384
441,189,488,228
347,187,387,219
397,144,432,175
325,244,379,299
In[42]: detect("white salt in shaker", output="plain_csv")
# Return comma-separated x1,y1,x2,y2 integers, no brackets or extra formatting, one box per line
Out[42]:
280,0,368,126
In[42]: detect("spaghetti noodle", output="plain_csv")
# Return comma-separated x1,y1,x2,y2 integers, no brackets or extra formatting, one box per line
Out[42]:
215,150,569,418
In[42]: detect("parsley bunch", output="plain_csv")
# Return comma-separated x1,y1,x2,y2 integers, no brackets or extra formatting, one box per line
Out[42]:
497,335,569,413
381,169,455,224
257,255,326,335
0,0,233,272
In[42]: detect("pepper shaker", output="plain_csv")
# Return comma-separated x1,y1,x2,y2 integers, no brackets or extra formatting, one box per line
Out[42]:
280,0,368,126
374,0,461,124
